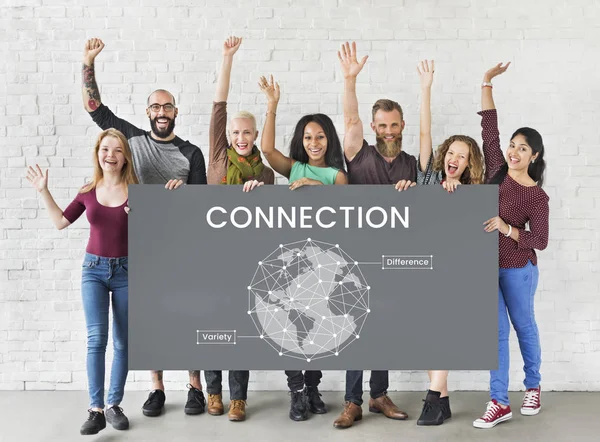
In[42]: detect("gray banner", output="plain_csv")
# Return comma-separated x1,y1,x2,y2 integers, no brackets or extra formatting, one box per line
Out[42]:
129,184,498,370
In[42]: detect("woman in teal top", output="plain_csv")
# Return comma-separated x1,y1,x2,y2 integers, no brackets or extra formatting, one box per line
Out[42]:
256,75,348,190
252,75,347,422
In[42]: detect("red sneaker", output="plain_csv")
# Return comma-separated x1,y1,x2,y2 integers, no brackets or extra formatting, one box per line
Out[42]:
520,386,541,416
473,399,512,429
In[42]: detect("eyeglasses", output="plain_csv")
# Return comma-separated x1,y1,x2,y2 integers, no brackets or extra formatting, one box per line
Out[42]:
148,103,175,112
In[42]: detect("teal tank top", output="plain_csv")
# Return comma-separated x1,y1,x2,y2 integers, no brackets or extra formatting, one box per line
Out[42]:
288,162,340,185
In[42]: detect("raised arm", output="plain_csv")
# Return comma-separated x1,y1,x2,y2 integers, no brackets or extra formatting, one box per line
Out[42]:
417,60,434,173
338,42,368,162
215,36,242,102
481,62,510,111
82,38,105,112
26,165,71,230
480,62,511,181
258,75,293,178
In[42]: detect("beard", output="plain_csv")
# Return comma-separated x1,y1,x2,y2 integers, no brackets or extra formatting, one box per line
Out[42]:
150,116,176,139
375,134,403,158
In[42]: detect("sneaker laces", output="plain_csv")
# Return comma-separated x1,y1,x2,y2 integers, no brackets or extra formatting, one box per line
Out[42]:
481,401,500,421
86,409,103,421
108,406,124,416
187,385,206,406
522,389,540,407
144,390,162,407
421,399,434,413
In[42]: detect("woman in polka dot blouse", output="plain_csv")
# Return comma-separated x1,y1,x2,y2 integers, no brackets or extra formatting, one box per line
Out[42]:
473,63,549,429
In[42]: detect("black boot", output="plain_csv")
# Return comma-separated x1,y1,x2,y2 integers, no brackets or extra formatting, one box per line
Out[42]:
440,396,452,420
306,386,327,414
289,390,309,421
417,390,444,426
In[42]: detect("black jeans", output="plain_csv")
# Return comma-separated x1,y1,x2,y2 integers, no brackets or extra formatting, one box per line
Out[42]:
285,370,322,392
345,370,388,406
204,371,249,400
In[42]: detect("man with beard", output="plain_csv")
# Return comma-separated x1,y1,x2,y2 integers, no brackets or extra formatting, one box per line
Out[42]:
81,38,207,419
332,41,414,429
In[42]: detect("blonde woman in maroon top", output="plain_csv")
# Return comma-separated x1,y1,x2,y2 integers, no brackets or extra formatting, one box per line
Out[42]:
27,129,138,435
473,63,549,429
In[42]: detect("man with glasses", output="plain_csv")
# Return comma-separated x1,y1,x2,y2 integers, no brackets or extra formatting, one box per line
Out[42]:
81,38,207,421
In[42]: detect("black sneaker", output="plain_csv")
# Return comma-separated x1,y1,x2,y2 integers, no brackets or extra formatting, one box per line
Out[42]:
417,396,444,426
80,409,106,435
105,405,129,430
289,390,309,421
142,389,166,417
306,386,327,414
184,384,206,415
440,396,452,420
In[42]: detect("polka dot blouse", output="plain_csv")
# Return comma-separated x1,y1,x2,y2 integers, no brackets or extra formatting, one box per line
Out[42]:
479,109,549,269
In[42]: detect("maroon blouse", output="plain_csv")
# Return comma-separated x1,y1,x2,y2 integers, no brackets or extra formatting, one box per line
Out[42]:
479,109,549,269
63,188,128,258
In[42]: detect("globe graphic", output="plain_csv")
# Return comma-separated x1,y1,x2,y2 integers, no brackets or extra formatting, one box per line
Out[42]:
247,239,370,361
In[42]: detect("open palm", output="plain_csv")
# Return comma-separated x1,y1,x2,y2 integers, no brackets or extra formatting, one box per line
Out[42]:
26,164,48,193
338,41,368,79
484,62,510,81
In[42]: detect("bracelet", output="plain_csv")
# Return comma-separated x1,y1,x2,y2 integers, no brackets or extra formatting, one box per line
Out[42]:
482,81,493,88
505,225,512,237
266,111,276,116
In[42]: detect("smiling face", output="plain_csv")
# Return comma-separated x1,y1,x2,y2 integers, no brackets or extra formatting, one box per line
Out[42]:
371,109,405,158
303,121,328,163
444,141,470,180
97,136,126,174
146,90,177,139
506,133,538,171
229,118,258,156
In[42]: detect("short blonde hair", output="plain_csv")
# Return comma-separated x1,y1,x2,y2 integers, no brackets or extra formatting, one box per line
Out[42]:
230,110,257,132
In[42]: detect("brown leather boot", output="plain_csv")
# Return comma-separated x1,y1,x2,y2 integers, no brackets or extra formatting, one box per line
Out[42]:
368,394,408,420
228,400,246,422
207,393,224,416
333,401,362,429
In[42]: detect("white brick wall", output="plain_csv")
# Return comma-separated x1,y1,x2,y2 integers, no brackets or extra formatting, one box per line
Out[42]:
1,0,599,393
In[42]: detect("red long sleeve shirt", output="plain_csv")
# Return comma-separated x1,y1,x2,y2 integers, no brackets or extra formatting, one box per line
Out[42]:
479,109,549,268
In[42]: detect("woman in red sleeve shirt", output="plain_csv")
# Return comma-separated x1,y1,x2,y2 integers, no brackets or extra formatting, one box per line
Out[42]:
473,63,549,429
27,129,138,435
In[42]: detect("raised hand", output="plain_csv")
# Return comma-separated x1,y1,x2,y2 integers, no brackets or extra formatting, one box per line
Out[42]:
417,60,435,89
258,75,280,104
483,62,510,82
26,164,48,193
83,38,105,66
337,41,368,80
242,180,264,192
223,36,242,57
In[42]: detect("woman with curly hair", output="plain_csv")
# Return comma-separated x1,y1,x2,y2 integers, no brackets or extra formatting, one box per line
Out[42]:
27,129,138,435
414,60,485,426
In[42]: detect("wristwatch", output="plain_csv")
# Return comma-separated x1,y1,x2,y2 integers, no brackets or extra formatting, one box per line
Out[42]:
482,81,493,88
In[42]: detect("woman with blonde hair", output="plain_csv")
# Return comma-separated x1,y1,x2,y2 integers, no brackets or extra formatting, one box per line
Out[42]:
27,128,138,435
414,60,485,426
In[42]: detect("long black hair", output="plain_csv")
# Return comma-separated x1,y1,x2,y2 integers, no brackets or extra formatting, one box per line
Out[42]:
489,127,546,187
289,114,345,171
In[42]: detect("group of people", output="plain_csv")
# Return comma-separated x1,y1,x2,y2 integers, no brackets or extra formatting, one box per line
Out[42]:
27,37,549,435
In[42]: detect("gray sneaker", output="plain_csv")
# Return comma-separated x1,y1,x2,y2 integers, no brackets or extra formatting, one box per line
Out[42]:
105,406,129,430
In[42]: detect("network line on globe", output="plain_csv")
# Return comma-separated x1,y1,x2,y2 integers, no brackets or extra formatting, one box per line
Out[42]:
246,238,371,362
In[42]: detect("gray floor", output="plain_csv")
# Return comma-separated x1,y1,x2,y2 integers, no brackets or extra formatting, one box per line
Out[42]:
0,391,598,442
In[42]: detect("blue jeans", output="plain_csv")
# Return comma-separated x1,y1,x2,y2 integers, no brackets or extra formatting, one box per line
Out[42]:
491,261,541,405
81,253,129,409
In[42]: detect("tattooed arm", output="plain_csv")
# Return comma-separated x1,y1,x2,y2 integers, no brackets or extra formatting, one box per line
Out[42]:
82,38,105,112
